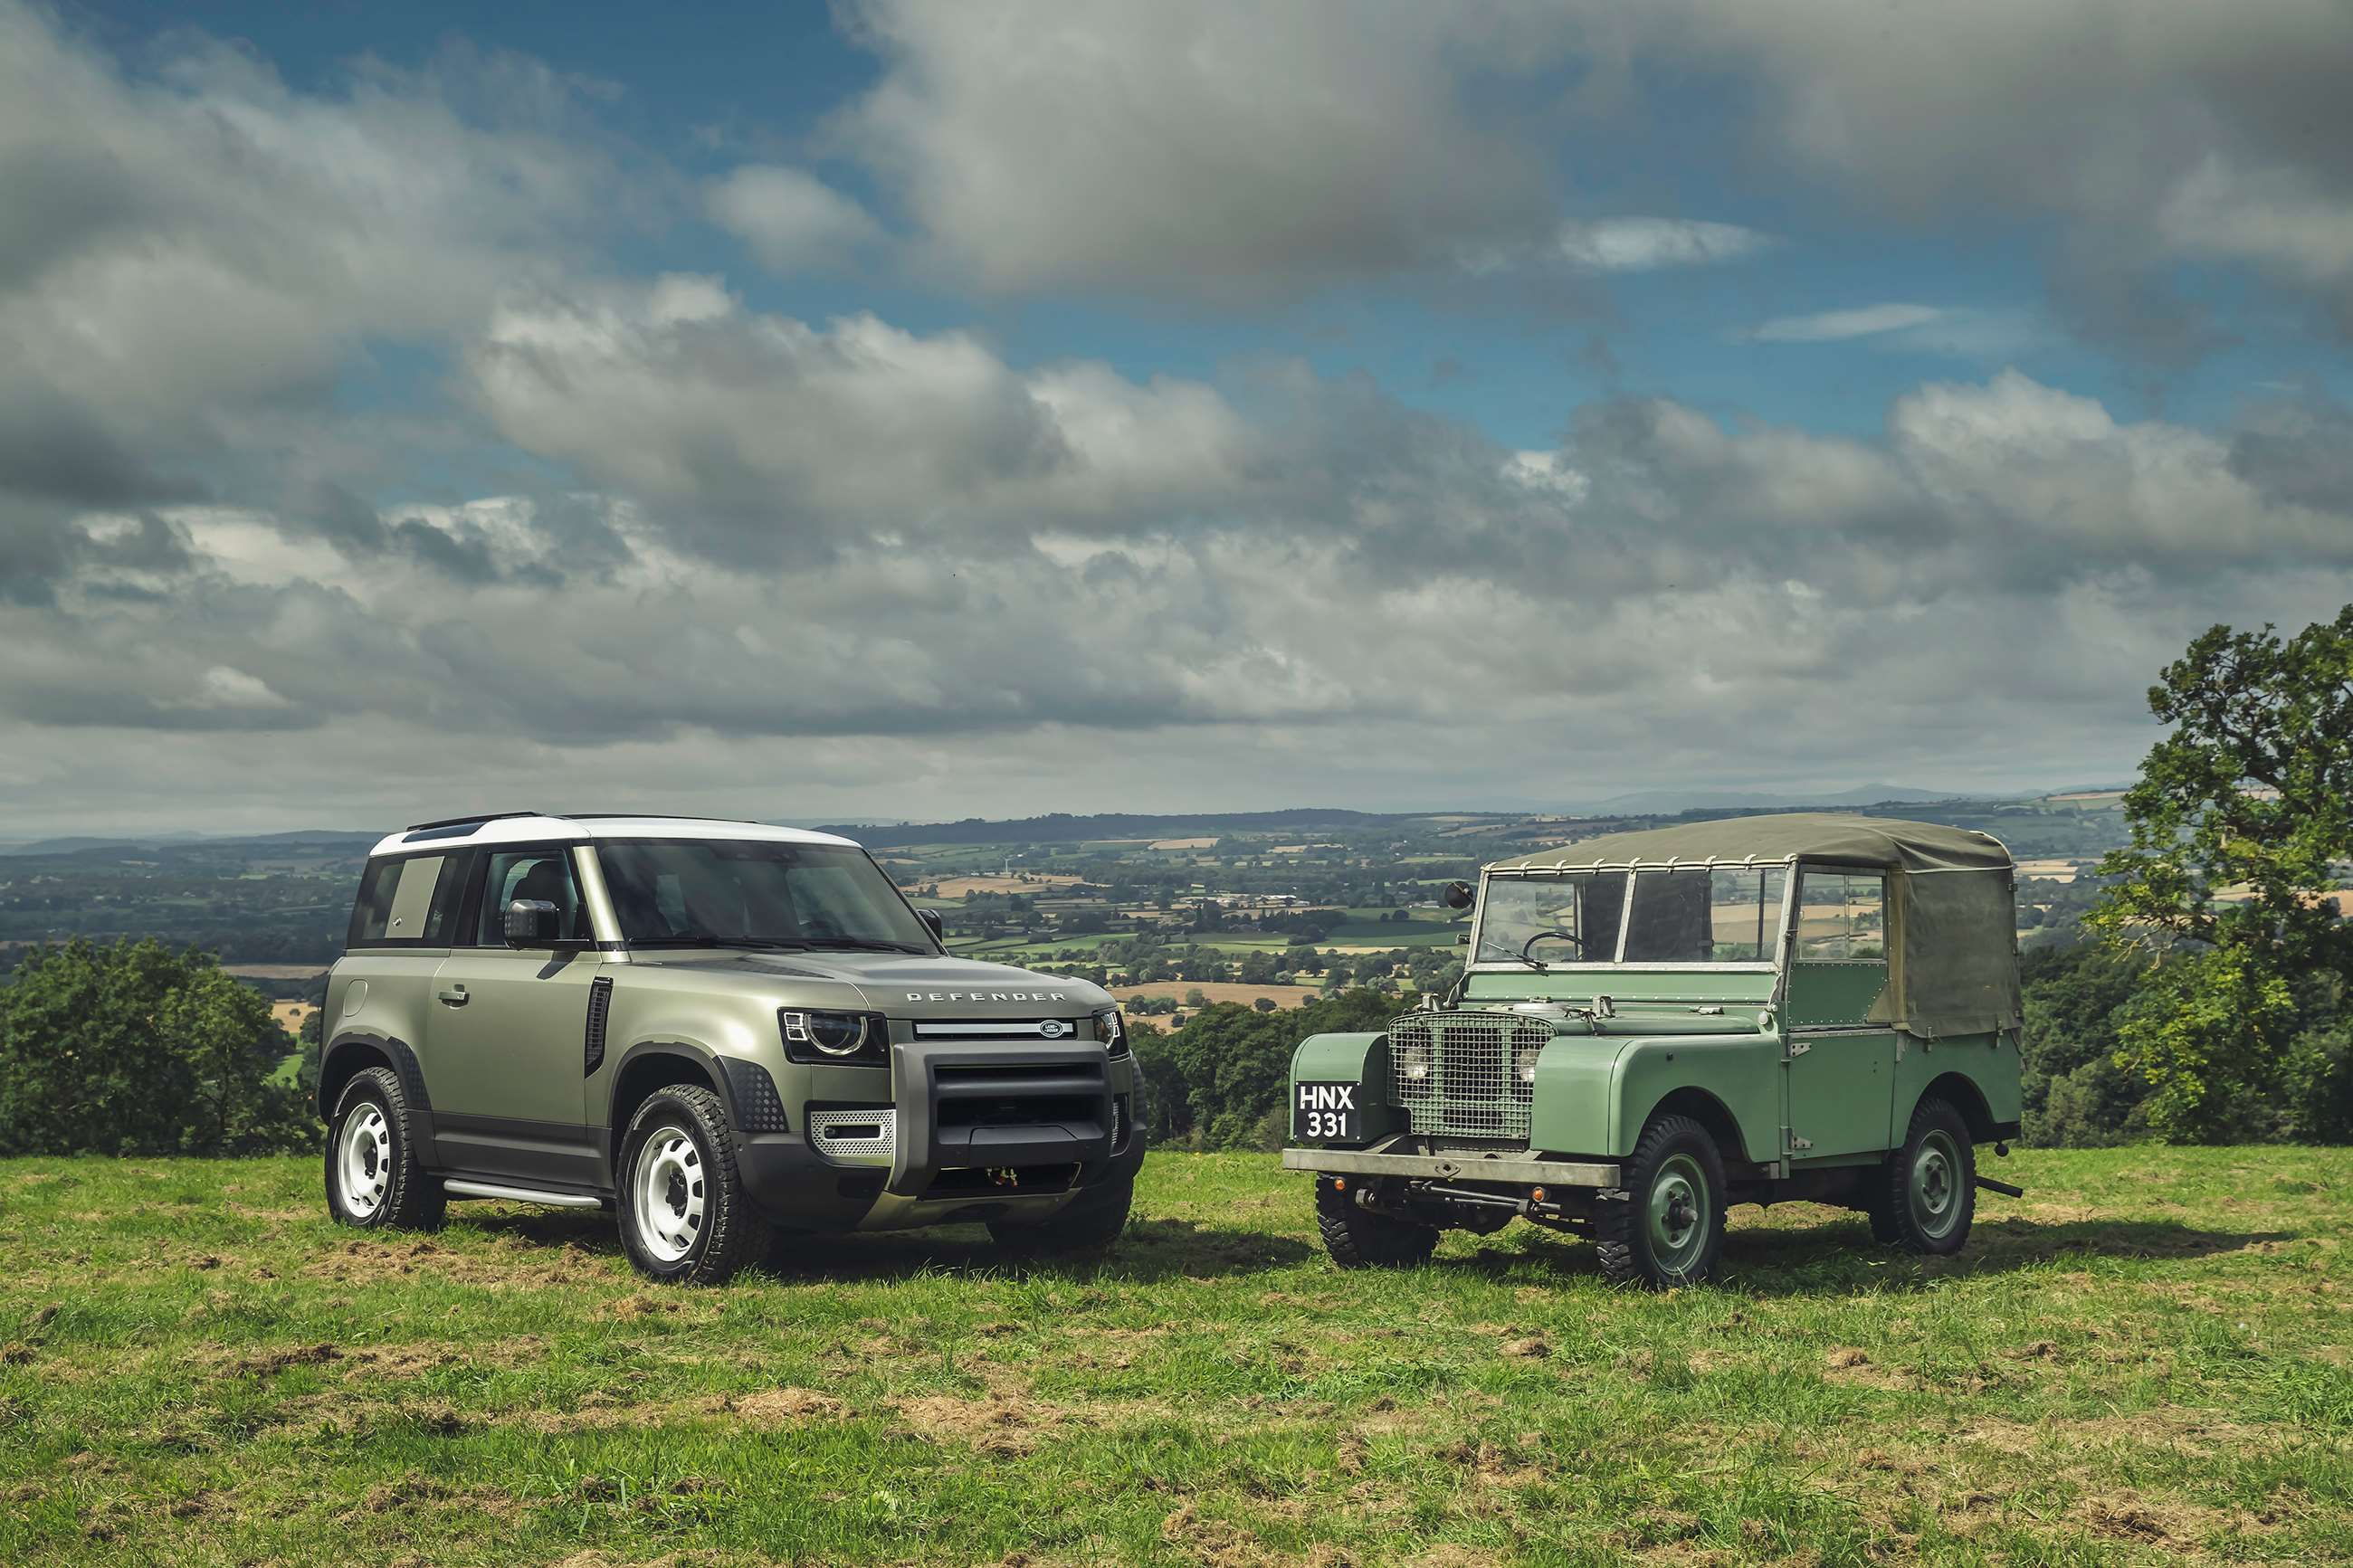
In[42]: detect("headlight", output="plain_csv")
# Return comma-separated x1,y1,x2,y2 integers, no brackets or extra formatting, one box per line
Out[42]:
1512,1038,1543,1098
1093,1007,1129,1056
779,1008,882,1062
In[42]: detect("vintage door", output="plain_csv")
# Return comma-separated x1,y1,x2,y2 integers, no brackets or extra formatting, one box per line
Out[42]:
1780,867,1897,1159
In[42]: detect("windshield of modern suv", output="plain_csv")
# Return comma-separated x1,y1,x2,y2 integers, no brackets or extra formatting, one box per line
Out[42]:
595,839,935,952
1477,865,1789,965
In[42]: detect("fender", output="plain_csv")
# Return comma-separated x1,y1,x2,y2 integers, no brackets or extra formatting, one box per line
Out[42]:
1287,1031,1403,1146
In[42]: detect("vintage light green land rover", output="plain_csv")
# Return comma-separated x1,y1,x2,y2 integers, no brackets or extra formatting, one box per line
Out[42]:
1284,815,2024,1288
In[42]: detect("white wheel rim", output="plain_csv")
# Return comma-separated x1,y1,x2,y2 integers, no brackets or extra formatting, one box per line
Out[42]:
633,1128,706,1264
338,1105,394,1218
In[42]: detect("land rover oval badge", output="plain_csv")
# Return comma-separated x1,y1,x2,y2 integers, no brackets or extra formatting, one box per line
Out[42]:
1038,1019,1071,1038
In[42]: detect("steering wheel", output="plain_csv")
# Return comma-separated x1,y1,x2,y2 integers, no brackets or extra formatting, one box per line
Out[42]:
1519,929,1586,966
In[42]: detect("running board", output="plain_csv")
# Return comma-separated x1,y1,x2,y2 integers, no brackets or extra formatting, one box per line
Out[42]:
443,1178,605,1209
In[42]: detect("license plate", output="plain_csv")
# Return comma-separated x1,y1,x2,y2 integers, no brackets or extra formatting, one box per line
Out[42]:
1293,1081,1362,1143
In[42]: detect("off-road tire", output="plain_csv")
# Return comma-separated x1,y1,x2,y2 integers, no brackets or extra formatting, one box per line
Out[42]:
1875,1097,1975,1255
325,1067,445,1231
1596,1114,1727,1288
988,1175,1133,1259
1315,1179,1439,1269
616,1085,768,1285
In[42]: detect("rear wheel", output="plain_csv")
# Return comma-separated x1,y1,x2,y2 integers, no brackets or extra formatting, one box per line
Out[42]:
1596,1114,1726,1288
1874,1098,1975,1255
988,1175,1133,1259
1315,1179,1438,1269
325,1067,444,1231
616,1085,768,1284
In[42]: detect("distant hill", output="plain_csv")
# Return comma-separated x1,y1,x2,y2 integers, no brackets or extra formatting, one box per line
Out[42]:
1577,784,1968,814
822,808,1408,849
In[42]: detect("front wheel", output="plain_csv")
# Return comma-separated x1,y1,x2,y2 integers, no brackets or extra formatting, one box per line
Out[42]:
1596,1114,1727,1288
616,1085,768,1284
1873,1098,1975,1255
1315,1179,1438,1269
988,1176,1133,1259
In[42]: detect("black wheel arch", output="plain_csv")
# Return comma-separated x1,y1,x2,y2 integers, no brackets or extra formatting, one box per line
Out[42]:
605,1040,737,1172
319,1031,433,1136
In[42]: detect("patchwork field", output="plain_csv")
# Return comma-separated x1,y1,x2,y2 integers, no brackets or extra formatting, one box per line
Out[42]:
1,1147,2347,1565
1107,982,1322,1012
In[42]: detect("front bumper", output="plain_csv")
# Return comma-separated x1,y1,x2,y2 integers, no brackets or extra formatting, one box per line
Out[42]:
1282,1135,1620,1190
740,1039,1143,1232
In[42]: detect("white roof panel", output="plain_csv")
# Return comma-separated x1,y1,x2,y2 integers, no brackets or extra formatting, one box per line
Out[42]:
367,815,862,858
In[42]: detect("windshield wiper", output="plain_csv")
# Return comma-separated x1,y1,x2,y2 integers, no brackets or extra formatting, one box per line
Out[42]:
795,936,929,955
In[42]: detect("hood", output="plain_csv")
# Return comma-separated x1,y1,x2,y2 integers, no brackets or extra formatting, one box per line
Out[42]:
623,948,1111,1015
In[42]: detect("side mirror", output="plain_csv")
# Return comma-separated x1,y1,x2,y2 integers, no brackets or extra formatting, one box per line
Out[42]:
504,898,561,946
917,908,945,943
1443,881,1475,911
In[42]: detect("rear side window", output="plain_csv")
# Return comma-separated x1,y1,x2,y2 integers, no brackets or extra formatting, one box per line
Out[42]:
347,855,464,947
1796,870,1888,960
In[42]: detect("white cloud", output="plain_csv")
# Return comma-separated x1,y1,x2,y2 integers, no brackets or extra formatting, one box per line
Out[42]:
1749,304,1947,342
186,666,291,711
1553,218,1776,271
705,164,880,273
837,0,1567,296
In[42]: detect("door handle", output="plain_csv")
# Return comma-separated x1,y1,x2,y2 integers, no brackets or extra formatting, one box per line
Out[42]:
436,984,469,1007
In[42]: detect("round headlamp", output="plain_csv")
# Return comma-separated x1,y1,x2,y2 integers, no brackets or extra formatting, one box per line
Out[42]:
1093,1007,1129,1056
782,1009,871,1057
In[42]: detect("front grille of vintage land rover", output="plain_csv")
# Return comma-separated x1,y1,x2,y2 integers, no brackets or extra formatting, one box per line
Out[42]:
1388,1010,1552,1142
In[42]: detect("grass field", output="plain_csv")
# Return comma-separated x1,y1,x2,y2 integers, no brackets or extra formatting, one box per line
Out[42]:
2,1147,2348,1566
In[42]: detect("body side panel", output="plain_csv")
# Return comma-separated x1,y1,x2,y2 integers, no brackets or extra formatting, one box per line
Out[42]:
1785,1029,1898,1156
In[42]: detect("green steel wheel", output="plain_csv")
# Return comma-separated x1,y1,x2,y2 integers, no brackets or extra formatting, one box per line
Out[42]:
1596,1114,1727,1288
1874,1098,1976,1256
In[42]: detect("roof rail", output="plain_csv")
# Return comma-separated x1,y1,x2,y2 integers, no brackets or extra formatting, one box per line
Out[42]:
549,812,755,824
400,810,543,834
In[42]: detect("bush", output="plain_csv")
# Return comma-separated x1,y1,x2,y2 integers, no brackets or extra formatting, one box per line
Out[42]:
0,938,316,1156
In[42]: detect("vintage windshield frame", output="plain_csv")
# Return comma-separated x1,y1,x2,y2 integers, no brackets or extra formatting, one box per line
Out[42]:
1467,857,1803,974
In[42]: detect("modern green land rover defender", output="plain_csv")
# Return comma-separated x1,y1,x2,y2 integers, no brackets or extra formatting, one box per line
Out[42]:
1284,815,2024,1288
319,813,1143,1283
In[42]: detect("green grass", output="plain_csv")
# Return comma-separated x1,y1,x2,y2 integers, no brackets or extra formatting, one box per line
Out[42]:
1,1148,2348,1565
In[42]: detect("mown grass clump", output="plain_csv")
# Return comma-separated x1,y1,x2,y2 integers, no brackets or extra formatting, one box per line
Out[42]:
0,1146,2347,1564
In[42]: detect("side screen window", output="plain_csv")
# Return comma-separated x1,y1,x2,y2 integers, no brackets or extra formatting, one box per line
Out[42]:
1796,870,1887,960
478,848,590,945
348,855,462,946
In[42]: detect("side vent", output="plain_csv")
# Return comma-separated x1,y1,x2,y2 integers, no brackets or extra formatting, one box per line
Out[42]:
583,976,613,1077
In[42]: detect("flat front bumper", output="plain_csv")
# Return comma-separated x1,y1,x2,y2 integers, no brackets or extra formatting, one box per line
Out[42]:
1281,1140,1621,1189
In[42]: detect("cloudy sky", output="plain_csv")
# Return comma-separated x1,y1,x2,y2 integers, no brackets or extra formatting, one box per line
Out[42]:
5,1,2352,835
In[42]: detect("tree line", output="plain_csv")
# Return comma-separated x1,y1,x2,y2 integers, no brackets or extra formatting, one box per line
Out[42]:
3,609,2350,1157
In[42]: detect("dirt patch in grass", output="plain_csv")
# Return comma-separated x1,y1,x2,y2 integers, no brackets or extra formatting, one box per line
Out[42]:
708,1386,851,1426
302,1236,607,1288
1821,1345,1914,1391
891,1392,1076,1457
349,1468,520,1521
